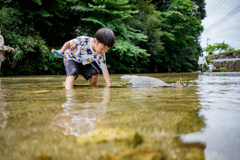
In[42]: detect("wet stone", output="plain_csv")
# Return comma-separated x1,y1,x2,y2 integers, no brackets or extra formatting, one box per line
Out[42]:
76,128,143,148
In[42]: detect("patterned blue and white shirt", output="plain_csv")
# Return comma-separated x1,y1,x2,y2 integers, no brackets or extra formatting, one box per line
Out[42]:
64,36,107,70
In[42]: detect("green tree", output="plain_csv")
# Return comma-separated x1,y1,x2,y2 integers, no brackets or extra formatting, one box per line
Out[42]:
158,0,204,72
0,0,206,75
204,42,235,55
0,0,72,75
191,0,206,20
152,0,206,20
127,0,164,72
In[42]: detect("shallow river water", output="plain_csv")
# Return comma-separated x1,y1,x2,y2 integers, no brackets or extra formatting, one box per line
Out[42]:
0,72,240,160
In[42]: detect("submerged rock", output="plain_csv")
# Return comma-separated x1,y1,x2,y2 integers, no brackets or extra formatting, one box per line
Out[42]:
76,128,143,147
126,76,184,87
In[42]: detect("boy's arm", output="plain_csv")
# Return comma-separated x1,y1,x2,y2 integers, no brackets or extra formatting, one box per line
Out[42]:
55,41,70,58
102,70,111,86
59,41,70,54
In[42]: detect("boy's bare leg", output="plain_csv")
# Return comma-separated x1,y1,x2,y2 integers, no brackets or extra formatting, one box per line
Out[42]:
210,70,212,73
65,75,76,90
90,74,99,86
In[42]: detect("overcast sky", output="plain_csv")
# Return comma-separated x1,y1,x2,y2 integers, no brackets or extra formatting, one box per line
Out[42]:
200,0,240,53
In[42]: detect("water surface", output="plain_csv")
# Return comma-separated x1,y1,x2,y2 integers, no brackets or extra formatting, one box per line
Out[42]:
0,73,239,160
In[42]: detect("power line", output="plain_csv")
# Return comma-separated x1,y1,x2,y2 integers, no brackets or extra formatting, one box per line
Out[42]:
207,0,224,14
206,0,218,12
204,3,240,32
205,7,240,32
208,0,226,16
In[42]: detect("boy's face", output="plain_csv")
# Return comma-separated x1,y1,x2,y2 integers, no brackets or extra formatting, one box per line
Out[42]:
209,63,211,65
93,38,110,54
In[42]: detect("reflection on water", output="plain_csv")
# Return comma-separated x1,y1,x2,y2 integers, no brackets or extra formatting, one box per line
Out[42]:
182,72,240,160
0,79,8,129
0,73,239,159
52,88,109,136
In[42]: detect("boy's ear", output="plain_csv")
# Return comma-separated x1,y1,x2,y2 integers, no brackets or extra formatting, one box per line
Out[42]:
93,38,97,44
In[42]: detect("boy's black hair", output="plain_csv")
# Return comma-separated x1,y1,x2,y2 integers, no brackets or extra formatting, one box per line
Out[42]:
94,28,115,48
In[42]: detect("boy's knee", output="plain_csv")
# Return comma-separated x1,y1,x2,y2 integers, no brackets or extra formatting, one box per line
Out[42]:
91,74,99,78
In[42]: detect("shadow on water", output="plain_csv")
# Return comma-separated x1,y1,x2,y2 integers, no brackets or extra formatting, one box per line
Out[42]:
0,74,211,160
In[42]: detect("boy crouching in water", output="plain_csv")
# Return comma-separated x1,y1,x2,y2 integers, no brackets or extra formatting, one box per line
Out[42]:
56,28,115,89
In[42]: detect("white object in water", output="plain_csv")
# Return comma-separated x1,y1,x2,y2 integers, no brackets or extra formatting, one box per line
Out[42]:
120,75,139,80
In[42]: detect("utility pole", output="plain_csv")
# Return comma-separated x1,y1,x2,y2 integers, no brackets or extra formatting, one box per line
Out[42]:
207,38,210,47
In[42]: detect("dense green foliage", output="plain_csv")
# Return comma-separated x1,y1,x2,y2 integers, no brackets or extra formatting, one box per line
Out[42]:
152,0,206,20
0,0,206,75
158,0,204,72
219,67,227,72
127,0,164,72
204,42,235,55
0,0,69,75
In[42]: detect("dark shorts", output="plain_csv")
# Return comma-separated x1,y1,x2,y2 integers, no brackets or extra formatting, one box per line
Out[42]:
64,59,99,80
